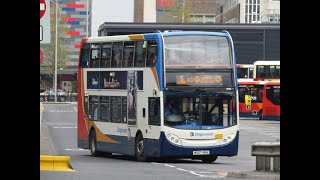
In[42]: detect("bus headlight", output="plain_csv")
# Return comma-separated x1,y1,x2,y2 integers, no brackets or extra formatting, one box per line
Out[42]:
165,132,182,146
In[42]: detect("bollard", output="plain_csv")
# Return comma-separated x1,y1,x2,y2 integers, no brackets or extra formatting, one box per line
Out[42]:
252,142,280,172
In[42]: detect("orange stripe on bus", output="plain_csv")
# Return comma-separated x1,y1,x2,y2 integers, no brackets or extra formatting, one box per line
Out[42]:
129,35,144,41
89,122,119,144
151,67,160,91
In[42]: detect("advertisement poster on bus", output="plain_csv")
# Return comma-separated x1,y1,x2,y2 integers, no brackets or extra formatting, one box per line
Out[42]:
127,71,143,125
87,71,100,89
100,71,127,89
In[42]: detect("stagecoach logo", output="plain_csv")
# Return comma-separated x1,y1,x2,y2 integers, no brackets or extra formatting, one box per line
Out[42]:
190,132,214,137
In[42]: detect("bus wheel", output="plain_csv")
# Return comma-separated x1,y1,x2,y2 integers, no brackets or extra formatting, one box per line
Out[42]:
201,156,218,163
135,134,147,162
89,130,100,157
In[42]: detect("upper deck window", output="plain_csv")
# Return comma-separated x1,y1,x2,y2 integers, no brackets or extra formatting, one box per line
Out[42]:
164,35,232,69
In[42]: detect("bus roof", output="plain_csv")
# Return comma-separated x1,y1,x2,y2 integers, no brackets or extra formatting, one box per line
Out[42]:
236,64,254,68
238,80,267,85
85,31,231,43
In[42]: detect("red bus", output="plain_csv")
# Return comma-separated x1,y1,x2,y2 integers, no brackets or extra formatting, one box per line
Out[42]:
238,81,264,119
261,81,280,121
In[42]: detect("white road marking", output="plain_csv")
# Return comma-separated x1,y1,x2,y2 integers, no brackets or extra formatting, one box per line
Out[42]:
52,126,77,129
48,110,74,113
73,106,78,111
176,168,188,172
153,163,224,178
65,148,89,151
163,164,175,168
189,171,206,177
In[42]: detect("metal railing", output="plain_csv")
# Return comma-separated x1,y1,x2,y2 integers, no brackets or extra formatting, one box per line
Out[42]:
40,93,78,103
252,142,280,172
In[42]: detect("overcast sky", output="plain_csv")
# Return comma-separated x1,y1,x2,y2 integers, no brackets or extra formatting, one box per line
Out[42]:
91,0,134,37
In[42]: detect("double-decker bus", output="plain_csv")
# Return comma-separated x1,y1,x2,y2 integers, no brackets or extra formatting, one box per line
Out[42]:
253,61,280,81
236,64,253,80
261,81,280,120
238,80,264,119
77,31,239,163
238,80,280,120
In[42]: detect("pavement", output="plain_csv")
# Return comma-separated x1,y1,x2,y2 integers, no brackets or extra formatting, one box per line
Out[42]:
40,124,54,155
40,102,55,155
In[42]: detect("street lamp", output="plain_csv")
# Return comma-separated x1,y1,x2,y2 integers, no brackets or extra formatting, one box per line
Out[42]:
51,0,61,102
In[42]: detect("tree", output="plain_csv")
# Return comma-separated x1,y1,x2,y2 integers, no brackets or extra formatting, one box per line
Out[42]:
159,0,192,23
40,8,71,88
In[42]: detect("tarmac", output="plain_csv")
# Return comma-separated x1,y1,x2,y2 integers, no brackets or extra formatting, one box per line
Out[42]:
40,102,280,179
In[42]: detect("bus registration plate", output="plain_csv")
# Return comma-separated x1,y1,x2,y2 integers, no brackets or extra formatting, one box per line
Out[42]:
193,150,209,155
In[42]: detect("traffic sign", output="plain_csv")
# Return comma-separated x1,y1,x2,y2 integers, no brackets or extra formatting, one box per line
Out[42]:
40,0,50,43
40,0,46,19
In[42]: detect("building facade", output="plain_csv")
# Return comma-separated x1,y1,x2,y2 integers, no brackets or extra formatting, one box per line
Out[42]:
40,0,92,92
215,0,280,23
134,0,225,23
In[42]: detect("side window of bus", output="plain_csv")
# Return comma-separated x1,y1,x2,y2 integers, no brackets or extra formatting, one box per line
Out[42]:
110,96,122,123
84,96,89,116
146,40,158,67
123,42,135,68
90,44,100,68
80,43,90,68
122,97,127,123
148,97,160,126
89,96,99,121
112,42,123,68
101,43,112,68
100,96,110,122
238,86,246,103
134,41,146,67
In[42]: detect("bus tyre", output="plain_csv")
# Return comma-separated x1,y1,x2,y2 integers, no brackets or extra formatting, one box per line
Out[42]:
201,156,218,163
135,134,147,162
89,130,101,157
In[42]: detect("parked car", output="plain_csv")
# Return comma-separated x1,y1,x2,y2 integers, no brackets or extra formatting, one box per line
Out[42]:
40,89,67,102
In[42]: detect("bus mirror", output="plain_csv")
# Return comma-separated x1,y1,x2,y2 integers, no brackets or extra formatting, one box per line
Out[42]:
153,89,157,96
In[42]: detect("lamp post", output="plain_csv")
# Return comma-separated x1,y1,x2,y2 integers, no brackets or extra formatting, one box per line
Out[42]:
54,1,58,102
51,0,61,102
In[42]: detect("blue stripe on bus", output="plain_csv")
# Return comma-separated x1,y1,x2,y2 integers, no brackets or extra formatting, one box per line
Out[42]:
144,33,164,90
162,31,229,37
80,131,239,158
151,131,239,157
239,112,259,118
